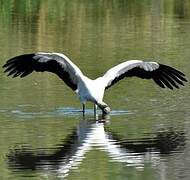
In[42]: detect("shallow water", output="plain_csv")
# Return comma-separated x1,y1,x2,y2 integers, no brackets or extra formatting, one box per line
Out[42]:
0,1,190,179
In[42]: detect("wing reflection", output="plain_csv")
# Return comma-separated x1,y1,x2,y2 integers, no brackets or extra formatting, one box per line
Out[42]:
7,116,185,178
109,128,185,154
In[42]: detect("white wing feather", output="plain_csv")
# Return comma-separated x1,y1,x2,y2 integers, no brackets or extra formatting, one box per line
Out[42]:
103,60,159,88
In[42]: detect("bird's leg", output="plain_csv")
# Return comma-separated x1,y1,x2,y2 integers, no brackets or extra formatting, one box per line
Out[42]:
82,103,85,116
94,104,98,118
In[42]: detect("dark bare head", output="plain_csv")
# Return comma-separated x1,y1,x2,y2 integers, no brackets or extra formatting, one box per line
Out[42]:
97,102,111,114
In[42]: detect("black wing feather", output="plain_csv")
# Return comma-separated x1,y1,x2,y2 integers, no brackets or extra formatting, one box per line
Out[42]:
106,64,187,89
3,53,77,91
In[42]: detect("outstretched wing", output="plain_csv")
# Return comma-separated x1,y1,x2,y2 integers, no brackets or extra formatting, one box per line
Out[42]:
3,52,84,91
102,60,187,90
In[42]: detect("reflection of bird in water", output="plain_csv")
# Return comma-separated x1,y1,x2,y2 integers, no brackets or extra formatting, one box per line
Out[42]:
7,118,185,178
3,52,187,115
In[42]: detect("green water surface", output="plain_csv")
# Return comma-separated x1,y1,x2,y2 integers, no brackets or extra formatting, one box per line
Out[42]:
0,1,190,179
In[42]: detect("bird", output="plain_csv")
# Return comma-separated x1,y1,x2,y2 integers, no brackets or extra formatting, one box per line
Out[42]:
3,52,187,115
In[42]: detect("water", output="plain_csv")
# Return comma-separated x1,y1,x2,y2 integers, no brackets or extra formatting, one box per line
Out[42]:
0,0,190,179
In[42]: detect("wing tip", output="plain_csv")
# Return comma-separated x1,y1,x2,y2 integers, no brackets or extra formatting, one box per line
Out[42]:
159,63,187,88
159,63,186,76
2,54,35,78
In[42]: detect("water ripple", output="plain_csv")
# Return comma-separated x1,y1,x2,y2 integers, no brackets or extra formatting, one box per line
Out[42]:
0,105,132,119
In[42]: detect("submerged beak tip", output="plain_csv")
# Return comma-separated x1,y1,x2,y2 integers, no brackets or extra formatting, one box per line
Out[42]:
103,106,111,114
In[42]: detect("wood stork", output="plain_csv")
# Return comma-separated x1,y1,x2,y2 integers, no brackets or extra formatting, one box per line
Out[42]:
3,52,187,115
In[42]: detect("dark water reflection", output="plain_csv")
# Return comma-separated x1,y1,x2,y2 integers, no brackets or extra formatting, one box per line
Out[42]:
7,115,186,179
